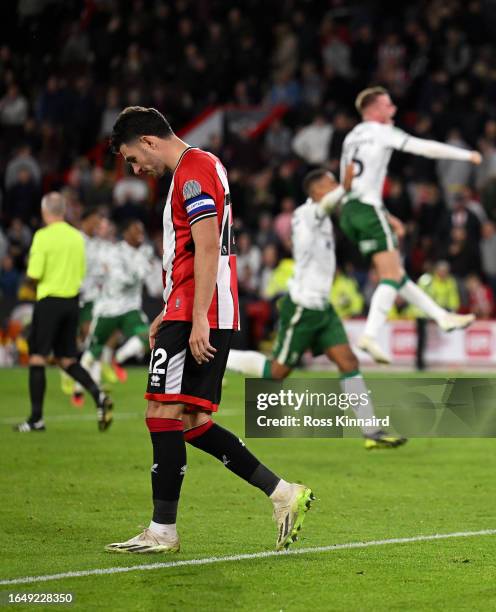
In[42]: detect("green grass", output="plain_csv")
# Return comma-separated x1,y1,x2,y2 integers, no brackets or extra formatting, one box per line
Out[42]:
1,368,496,611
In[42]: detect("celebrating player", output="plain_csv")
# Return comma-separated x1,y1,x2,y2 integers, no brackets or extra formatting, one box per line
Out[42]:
81,219,153,389
104,107,314,554
227,168,406,449
340,86,478,363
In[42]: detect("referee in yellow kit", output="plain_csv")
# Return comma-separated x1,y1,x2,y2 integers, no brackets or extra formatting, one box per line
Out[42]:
15,192,113,432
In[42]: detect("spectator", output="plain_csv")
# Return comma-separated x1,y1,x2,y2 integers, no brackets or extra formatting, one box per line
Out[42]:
4,168,40,224
480,221,496,296
437,129,473,202
466,273,494,318
274,197,295,245
264,119,293,162
255,212,279,250
236,232,262,294
330,270,364,319
5,145,41,190
259,243,280,298
0,254,21,297
0,83,28,127
292,114,333,165
6,218,32,266
445,227,481,283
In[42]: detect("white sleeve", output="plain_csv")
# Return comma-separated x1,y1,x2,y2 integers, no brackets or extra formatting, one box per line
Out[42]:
401,136,473,161
317,185,346,215
380,125,411,150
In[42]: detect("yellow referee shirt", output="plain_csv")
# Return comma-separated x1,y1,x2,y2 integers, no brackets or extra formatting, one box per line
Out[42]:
27,221,86,300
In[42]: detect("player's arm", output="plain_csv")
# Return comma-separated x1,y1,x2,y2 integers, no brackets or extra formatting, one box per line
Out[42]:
388,127,482,163
149,309,164,350
386,213,405,239
26,233,44,286
317,163,354,214
190,217,219,364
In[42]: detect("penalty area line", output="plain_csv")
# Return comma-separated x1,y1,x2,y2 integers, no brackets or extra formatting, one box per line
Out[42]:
1,529,495,586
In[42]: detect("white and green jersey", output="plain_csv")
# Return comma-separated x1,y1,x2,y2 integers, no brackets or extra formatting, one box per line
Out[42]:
341,121,473,208
288,199,336,311
80,234,106,305
93,240,153,318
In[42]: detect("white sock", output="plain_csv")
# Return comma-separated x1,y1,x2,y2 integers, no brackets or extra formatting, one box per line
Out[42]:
115,335,145,364
148,520,177,538
340,373,380,435
227,349,269,377
364,282,398,339
90,359,101,385
101,345,113,364
269,479,292,502
77,351,99,388
399,279,446,324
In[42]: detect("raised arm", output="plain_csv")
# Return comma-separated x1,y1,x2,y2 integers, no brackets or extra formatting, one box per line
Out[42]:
401,136,481,164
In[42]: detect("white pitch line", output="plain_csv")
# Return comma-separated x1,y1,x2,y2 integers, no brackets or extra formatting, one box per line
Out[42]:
0,411,241,426
1,529,494,587
0,412,141,425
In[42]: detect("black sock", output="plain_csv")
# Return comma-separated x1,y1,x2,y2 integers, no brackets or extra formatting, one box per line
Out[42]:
64,363,101,406
29,365,46,422
186,422,280,496
146,418,186,524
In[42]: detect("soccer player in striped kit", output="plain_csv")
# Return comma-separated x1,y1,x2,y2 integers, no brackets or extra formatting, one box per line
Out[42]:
105,107,314,554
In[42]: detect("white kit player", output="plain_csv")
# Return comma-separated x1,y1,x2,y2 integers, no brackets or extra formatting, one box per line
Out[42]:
339,86,480,363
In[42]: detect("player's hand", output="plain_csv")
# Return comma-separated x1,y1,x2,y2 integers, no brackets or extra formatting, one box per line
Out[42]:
387,213,405,239
470,151,482,165
149,312,163,350
190,314,216,365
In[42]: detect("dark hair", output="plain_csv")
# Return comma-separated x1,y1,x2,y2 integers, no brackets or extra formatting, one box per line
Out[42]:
355,86,389,114
302,168,331,196
81,207,101,221
119,217,142,234
110,106,173,152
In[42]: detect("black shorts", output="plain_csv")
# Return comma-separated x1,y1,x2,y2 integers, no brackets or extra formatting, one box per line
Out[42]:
145,321,233,412
28,296,79,358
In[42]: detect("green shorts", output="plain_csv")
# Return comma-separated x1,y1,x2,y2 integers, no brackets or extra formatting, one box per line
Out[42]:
340,198,398,256
89,310,149,358
79,301,94,325
272,295,349,368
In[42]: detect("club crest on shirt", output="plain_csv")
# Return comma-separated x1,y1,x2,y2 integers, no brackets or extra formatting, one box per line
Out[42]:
183,179,202,200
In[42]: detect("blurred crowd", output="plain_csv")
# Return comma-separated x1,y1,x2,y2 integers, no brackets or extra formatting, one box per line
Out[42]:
2,0,496,331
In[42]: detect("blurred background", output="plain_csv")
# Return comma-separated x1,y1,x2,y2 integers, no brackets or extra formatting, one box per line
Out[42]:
1,0,496,367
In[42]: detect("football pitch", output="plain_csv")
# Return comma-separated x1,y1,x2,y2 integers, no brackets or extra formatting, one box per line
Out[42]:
1,368,495,611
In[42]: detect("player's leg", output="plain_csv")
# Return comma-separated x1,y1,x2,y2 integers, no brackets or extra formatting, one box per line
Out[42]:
184,326,313,550
106,322,194,553
15,298,54,431
227,295,311,381
397,275,475,332
106,399,185,553
227,350,292,379
112,310,149,381
340,201,400,362
55,301,113,430
84,315,118,385
326,344,407,449
183,408,313,550
70,301,95,404
100,332,120,384
317,305,406,448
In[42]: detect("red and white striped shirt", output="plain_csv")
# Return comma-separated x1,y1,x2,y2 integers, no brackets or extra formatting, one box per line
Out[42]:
161,147,239,330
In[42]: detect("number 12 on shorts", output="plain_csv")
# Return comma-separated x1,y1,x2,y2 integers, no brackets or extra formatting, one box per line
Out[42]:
149,348,167,375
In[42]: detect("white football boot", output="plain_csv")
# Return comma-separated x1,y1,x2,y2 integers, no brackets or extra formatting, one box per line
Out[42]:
105,528,180,554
